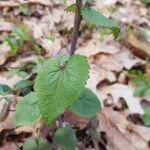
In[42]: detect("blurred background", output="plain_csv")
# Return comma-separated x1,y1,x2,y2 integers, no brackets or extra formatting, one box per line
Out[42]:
0,0,150,150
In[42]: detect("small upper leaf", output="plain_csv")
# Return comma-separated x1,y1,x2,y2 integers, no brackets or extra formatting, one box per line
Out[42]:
70,88,101,117
34,54,89,125
65,4,76,13
142,107,150,126
55,126,77,150
81,7,120,38
14,79,33,96
15,92,41,126
23,137,51,150
0,84,12,95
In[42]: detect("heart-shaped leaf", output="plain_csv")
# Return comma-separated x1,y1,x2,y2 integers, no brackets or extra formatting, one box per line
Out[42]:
55,126,76,150
35,54,89,125
70,88,101,117
15,92,41,126
23,137,51,150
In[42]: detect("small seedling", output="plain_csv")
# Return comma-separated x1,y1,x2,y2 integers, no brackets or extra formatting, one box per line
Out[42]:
128,69,150,97
5,25,41,55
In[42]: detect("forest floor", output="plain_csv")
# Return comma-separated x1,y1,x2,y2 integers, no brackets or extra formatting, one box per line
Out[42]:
0,0,150,150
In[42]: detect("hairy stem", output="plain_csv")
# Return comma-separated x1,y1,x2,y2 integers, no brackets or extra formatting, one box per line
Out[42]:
70,0,82,55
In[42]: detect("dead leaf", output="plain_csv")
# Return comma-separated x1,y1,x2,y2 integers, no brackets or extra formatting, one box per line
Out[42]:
77,33,120,57
0,74,22,88
0,42,11,65
114,50,144,70
115,1,149,26
95,53,123,72
99,83,144,114
28,0,52,6
64,111,89,129
0,142,20,150
10,55,40,68
98,108,150,150
127,31,150,59
0,111,14,132
0,21,15,32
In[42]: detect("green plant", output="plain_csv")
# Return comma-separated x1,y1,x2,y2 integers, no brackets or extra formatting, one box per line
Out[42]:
5,25,41,55
128,69,150,126
140,0,150,6
142,107,150,126
128,69,150,97
19,3,29,16
14,0,120,149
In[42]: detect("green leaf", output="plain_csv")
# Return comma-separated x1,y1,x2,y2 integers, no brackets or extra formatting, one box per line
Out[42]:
128,69,150,97
7,68,28,78
65,4,76,13
19,3,28,16
81,7,120,38
14,80,33,95
0,84,12,95
142,107,150,126
140,0,150,5
134,83,147,97
13,26,31,41
70,88,101,117
6,37,18,54
15,92,41,126
35,54,89,125
23,137,51,150
18,71,28,78
55,126,76,150
14,80,33,91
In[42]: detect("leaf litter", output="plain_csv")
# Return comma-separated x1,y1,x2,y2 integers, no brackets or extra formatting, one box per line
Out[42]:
0,0,150,149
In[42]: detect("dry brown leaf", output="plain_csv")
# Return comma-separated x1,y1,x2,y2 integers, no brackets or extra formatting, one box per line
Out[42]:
16,0,52,6
115,1,150,26
94,50,144,72
0,42,11,65
95,53,123,72
15,126,35,134
96,0,117,7
0,21,15,32
0,111,14,132
0,142,20,150
127,31,150,58
64,111,89,129
39,38,62,57
28,0,51,6
10,55,40,68
0,1,19,7
0,74,22,88
0,55,6,66
100,83,144,114
86,64,116,90
77,33,120,57
114,50,144,70
98,108,150,150
86,64,116,106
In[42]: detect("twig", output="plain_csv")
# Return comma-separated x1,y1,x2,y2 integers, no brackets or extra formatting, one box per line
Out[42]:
69,0,82,55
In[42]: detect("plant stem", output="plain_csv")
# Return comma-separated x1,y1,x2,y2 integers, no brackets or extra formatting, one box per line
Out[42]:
69,0,82,55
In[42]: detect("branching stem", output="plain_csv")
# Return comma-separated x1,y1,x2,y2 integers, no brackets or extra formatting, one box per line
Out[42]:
69,0,82,55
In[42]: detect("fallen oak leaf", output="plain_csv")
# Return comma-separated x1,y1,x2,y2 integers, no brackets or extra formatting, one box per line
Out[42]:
100,83,144,114
98,108,150,150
